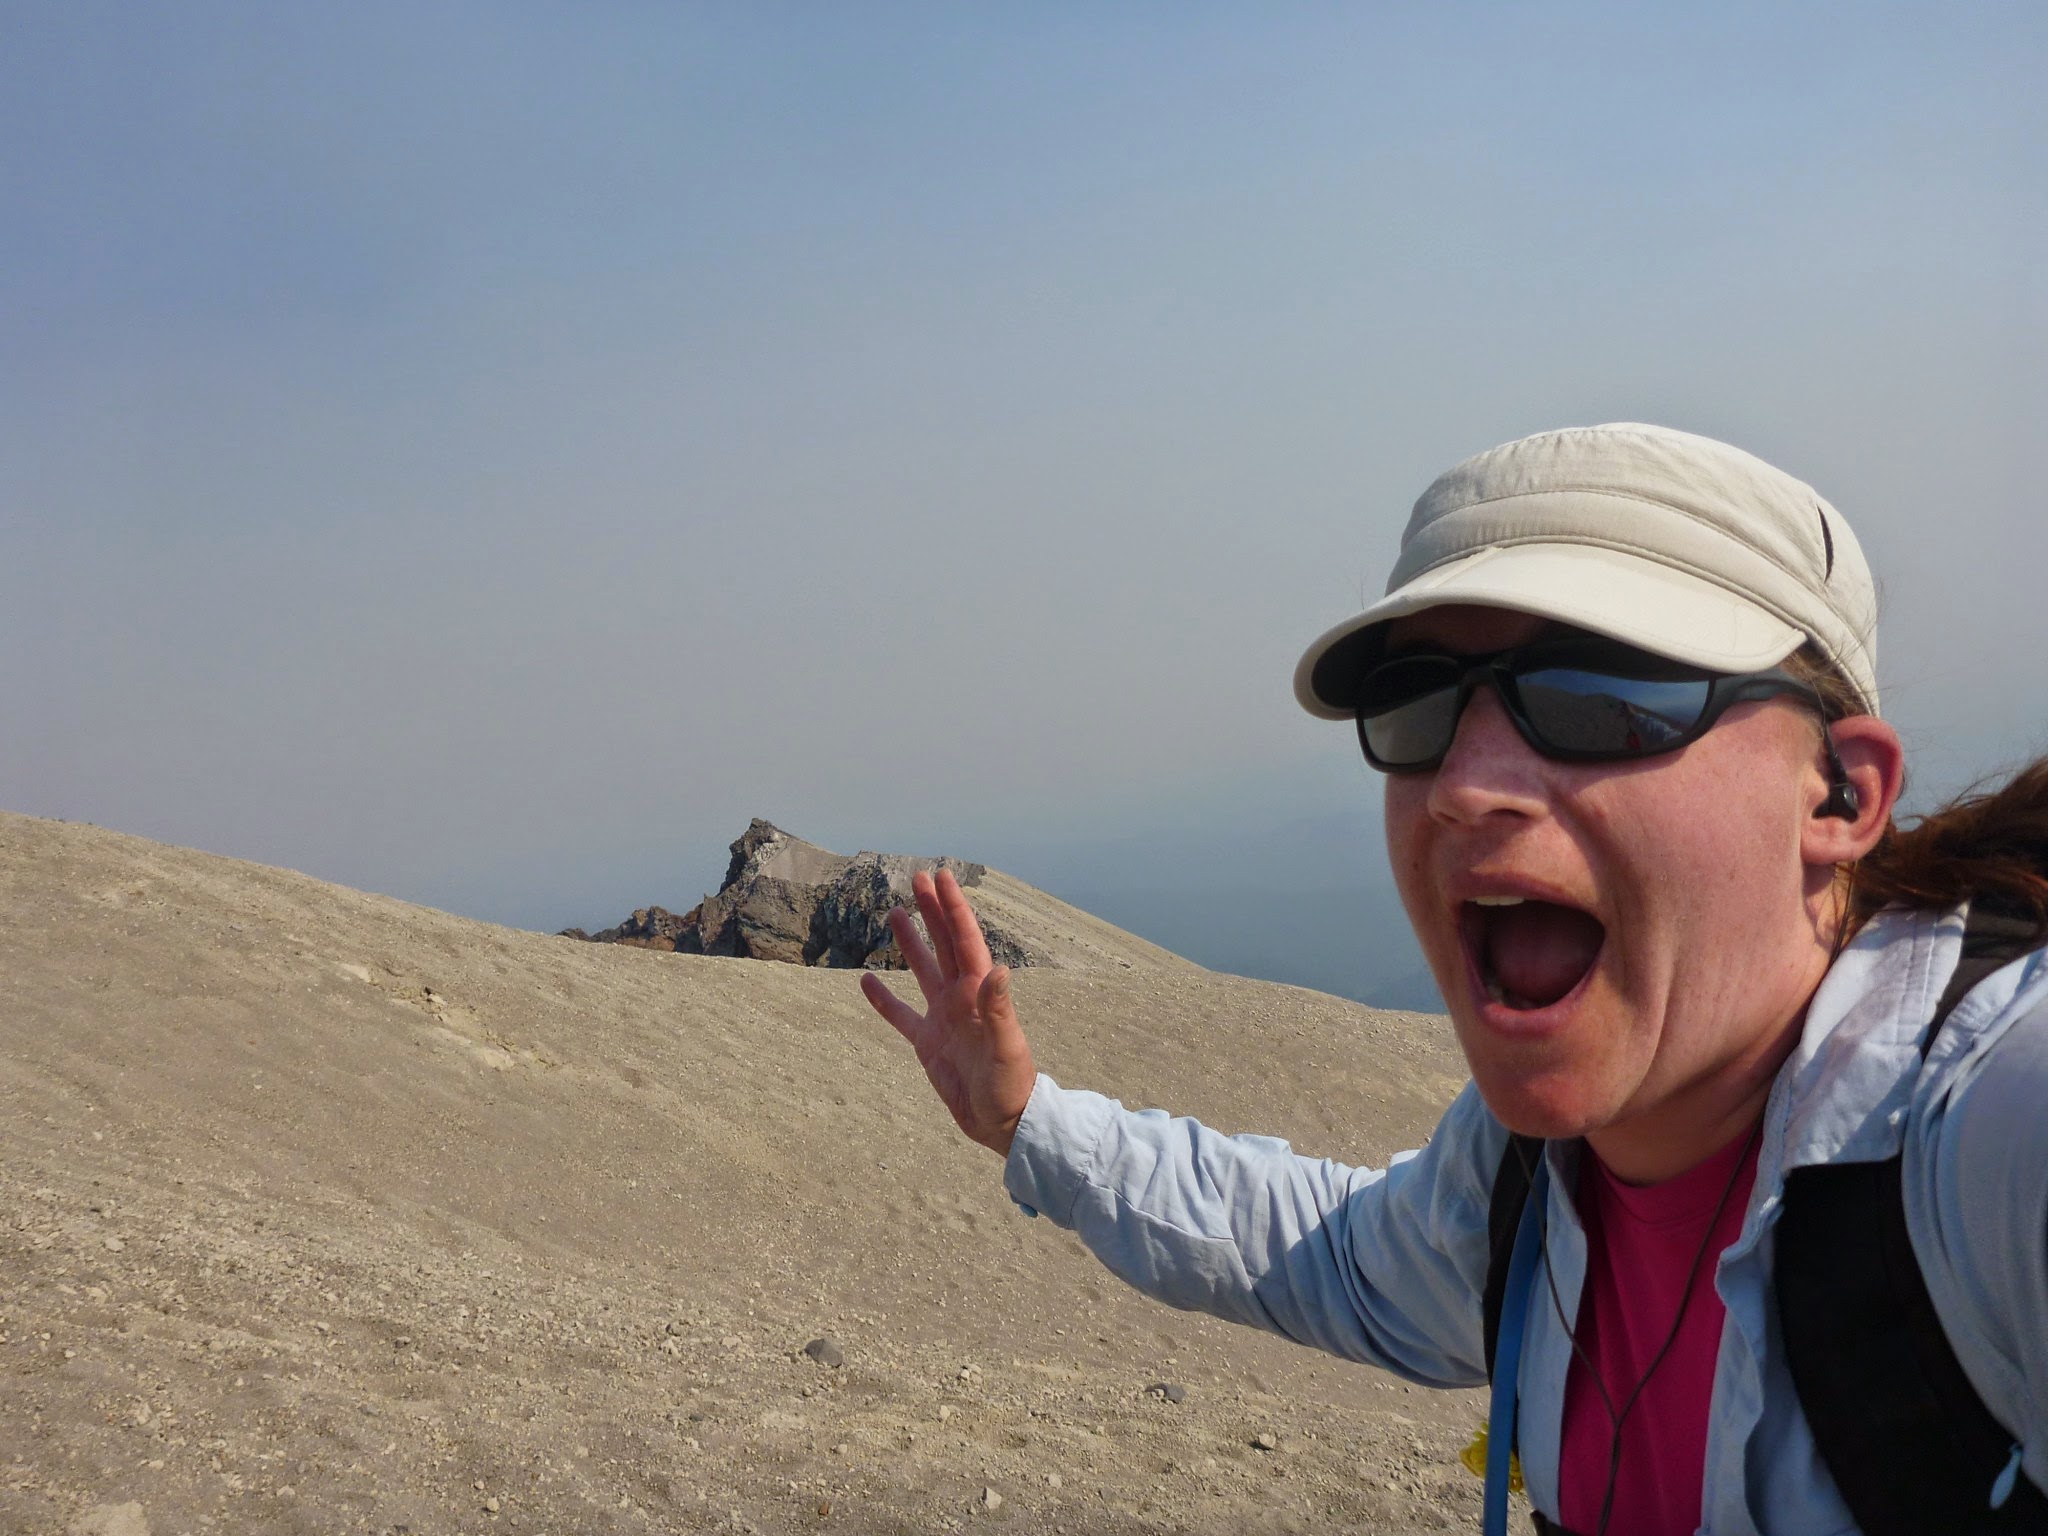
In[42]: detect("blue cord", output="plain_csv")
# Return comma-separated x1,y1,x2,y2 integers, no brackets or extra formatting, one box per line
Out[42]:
1486,1154,1550,1536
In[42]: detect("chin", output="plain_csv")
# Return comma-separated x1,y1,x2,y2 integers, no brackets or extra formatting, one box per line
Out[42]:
1454,1024,1624,1141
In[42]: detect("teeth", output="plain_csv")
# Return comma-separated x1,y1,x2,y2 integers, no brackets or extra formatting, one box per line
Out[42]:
1471,895,1525,907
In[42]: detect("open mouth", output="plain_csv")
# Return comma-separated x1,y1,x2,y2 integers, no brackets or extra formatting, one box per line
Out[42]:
1460,896,1606,1013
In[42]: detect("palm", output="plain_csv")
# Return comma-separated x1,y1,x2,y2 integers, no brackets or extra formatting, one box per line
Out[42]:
859,868,1037,1156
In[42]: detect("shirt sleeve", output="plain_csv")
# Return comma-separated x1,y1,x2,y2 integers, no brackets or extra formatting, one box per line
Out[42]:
1934,962,2048,1498
1002,1071,1506,1389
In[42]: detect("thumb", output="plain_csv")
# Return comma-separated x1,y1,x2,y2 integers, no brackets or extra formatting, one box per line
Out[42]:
977,964,1013,1022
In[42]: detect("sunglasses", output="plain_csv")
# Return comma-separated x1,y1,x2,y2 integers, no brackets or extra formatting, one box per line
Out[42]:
1354,634,1827,773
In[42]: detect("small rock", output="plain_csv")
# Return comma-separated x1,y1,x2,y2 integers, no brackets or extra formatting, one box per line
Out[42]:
801,1337,844,1369
104,1237,125,1252
937,1405,954,1423
978,1486,1002,1512
483,1496,501,1514
830,1442,850,1456
1252,1431,1279,1452
393,1336,412,1350
69,1505,150,1536
1145,1382,1187,1404
1044,1472,1062,1489
665,1321,686,1336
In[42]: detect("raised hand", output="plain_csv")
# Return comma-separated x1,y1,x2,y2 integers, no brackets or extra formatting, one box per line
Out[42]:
859,867,1037,1157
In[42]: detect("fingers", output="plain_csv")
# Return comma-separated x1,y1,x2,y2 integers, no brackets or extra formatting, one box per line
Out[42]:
860,971,927,1046
912,870,961,980
887,905,942,1000
936,868,994,975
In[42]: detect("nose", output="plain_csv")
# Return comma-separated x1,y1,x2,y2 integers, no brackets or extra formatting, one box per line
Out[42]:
1423,682,1549,825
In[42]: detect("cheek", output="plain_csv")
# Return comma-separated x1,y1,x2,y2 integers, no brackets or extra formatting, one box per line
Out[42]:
1382,780,1435,919
1592,766,1808,989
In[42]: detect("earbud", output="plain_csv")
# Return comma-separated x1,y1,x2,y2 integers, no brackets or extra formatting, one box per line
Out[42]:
1816,735,1861,822
1818,775,1862,822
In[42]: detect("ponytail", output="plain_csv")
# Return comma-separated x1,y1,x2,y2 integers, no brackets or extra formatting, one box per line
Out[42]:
1846,759,2048,940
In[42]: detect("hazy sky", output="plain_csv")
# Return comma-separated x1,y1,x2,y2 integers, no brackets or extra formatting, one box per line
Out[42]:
5,5,2043,1009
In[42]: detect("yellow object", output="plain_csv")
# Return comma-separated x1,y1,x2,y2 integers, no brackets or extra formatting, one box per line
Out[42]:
1460,1425,1525,1493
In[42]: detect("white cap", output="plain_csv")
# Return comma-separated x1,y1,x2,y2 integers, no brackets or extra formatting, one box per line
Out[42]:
1294,423,1880,719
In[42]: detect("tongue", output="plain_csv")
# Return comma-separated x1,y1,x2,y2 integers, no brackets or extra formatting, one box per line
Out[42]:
1485,901,1604,1008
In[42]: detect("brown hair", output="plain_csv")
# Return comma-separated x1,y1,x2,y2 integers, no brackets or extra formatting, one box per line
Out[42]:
1785,646,2048,942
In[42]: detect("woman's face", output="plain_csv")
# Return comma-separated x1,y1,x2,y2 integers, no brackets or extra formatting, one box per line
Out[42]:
1381,605,1841,1179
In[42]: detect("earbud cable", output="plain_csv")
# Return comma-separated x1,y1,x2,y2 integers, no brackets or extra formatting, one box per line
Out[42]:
1514,1119,1762,1536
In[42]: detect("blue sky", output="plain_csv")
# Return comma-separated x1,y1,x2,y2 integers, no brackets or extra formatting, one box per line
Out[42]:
4,4,2043,1008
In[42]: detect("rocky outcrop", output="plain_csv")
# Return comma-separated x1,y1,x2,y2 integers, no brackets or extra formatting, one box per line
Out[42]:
564,820,1033,971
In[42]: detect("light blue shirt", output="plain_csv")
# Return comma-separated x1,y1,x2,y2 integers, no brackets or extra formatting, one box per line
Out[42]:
1004,904,2048,1533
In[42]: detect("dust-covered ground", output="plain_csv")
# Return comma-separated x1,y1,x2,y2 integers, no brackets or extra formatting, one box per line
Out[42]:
0,812,1527,1534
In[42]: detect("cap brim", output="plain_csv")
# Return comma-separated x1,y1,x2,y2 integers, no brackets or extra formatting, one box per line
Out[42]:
1294,543,1807,720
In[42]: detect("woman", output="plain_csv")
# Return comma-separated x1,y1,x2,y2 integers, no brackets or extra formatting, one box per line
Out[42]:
859,423,2048,1535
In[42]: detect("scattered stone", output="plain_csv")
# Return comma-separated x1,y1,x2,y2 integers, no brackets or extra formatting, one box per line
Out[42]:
978,1486,1002,1513
483,1496,501,1513
69,1505,150,1536
1144,1381,1186,1404
801,1337,843,1368
1253,1431,1279,1452
937,1405,954,1423
1044,1472,1062,1489
104,1236,124,1252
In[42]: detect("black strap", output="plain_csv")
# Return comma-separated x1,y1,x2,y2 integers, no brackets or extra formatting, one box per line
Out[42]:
1925,905,2043,1057
1776,905,2045,1534
1481,1132,1545,1380
1777,1157,2044,1532
1480,904,2046,1530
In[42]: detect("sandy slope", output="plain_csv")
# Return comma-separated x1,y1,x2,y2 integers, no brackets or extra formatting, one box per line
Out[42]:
0,812,1508,1535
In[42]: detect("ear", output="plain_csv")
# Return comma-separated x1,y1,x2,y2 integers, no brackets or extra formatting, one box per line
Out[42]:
1800,714,1905,869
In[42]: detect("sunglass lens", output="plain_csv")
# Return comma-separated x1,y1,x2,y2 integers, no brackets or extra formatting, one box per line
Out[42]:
1515,667,1713,756
1357,656,1466,768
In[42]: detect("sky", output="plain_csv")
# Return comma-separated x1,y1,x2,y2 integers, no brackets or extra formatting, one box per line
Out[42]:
4,3,2043,1011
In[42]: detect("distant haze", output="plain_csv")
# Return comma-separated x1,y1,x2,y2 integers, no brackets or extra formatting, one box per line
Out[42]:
3,7,2041,1010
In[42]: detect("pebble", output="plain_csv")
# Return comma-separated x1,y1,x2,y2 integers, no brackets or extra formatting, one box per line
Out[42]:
104,1237,125,1253
802,1337,844,1369
937,1405,954,1423
1253,1431,1279,1452
978,1486,1002,1512
1144,1382,1187,1404
483,1496,501,1514
1044,1472,1062,1489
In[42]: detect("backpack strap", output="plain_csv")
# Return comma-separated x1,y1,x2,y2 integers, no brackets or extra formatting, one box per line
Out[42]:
1481,1132,1546,1380
1775,905,2046,1534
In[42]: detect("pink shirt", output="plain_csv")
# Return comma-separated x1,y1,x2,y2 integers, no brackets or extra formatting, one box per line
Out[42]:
1558,1129,1761,1536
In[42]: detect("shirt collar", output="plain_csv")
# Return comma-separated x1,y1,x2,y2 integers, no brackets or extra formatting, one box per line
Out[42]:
1772,902,1967,1172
